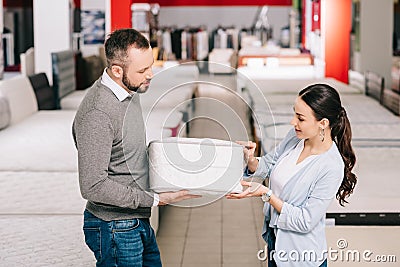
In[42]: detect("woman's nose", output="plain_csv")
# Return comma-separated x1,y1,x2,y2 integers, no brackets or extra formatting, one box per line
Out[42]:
290,117,296,126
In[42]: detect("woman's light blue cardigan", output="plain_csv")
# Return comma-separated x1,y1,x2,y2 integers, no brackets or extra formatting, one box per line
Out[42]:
247,128,344,266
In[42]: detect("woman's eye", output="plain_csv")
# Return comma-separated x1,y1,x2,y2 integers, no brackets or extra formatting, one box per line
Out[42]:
298,117,304,122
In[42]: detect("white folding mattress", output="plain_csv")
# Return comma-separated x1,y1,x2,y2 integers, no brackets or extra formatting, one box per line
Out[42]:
149,137,243,195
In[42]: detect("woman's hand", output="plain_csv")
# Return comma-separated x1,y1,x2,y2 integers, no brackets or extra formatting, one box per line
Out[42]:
236,141,256,163
226,180,269,199
236,141,258,172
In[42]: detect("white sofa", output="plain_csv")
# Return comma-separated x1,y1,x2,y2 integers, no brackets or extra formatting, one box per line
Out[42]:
0,76,77,172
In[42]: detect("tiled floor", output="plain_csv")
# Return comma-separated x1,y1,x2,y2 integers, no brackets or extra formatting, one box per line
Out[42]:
157,198,266,267
157,73,266,267
325,226,400,267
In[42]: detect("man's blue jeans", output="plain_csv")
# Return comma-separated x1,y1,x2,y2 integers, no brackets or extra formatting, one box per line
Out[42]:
83,209,161,267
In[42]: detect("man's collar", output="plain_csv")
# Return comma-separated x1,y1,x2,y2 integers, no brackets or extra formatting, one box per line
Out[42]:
101,68,134,101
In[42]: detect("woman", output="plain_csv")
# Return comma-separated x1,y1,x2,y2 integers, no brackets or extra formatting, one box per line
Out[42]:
228,84,357,267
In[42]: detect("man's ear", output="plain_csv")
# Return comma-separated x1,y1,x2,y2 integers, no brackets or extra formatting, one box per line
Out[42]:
110,65,123,79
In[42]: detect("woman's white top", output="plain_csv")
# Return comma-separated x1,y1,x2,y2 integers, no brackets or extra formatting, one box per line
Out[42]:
270,139,317,198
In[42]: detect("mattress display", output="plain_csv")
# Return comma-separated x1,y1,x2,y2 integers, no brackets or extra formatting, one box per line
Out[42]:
0,171,84,214
249,94,400,128
144,64,198,109
237,66,315,82
142,108,184,138
140,85,194,111
240,77,362,97
341,94,400,125
351,124,400,147
149,137,243,196
352,124,400,140
208,48,237,74
259,124,292,153
60,89,88,110
328,147,400,213
256,122,400,155
252,99,400,126
0,111,78,172
381,88,400,115
252,112,292,141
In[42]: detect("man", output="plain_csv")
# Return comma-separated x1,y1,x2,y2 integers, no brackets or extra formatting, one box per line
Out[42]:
73,28,195,266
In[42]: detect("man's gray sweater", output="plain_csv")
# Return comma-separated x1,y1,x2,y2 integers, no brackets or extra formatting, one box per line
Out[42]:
72,79,154,221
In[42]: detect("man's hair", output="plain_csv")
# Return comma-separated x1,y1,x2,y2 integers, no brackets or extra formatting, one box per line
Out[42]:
104,28,150,68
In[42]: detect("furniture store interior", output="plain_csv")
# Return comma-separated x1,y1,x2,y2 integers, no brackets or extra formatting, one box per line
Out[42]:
0,0,399,266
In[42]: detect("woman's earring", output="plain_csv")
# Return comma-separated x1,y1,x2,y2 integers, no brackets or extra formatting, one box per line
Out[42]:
319,128,325,142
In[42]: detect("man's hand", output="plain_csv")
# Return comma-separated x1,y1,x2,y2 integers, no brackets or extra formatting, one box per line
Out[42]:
158,190,201,206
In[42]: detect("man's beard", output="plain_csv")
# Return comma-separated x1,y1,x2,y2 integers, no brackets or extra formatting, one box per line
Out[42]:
122,71,150,94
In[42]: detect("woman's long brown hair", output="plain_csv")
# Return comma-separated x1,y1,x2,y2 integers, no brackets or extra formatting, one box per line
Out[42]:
299,84,357,206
